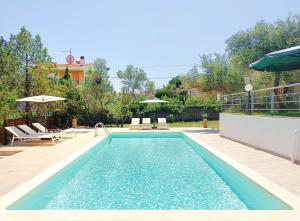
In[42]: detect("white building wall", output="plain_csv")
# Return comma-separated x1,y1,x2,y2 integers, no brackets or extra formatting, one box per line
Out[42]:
219,113,300,161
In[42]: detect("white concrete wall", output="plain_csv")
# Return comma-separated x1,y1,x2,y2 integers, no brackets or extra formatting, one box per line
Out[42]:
220,113,300,161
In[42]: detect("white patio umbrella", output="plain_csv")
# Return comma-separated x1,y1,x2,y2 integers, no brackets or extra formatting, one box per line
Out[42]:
16,95,66,102
139,98,169,127
139,97,168,104
16,95,66,129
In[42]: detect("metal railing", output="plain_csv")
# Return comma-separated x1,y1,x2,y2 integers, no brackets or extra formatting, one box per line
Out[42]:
95,122,111,137
222,83,300,113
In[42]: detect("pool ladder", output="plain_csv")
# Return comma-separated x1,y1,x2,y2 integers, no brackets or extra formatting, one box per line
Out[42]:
95,122,111,137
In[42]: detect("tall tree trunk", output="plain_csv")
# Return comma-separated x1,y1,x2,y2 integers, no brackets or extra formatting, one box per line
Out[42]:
274,72,281,111
25,53,31,125
131,88,136,98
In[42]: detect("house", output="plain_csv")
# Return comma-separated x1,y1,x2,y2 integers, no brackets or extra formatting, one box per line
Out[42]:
187,88,200,97
53,56,89,84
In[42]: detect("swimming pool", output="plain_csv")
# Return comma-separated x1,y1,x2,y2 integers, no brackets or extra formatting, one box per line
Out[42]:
7,132,291,210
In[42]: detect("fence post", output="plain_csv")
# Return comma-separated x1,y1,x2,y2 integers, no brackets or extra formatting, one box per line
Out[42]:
245,95,248,113
292,129,300,163
298,93,300,113
271,91,275,113
250,92,254,113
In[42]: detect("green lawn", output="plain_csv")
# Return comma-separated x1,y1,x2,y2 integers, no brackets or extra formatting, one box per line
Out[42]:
121,120,219,129
168,120,219,128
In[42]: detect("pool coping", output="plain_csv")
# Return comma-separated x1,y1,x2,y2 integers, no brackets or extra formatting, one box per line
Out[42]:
0,130,300,220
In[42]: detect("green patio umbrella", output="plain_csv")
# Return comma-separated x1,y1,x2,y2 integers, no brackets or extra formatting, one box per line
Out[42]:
249,45,300,72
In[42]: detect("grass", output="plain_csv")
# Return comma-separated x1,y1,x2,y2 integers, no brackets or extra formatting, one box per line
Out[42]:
168,120,219,128
121,120,219,129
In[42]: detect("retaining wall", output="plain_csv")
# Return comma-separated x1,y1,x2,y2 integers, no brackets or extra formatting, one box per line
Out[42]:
219,113,300,162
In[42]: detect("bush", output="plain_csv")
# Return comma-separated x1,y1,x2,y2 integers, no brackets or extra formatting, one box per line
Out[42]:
185,96,220,106
166,114,175,122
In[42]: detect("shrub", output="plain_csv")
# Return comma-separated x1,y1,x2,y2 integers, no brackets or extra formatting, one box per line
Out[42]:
166,114,175,122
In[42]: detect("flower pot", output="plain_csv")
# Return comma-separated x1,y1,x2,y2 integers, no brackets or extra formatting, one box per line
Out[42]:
72,118,77,128
203,119,208,128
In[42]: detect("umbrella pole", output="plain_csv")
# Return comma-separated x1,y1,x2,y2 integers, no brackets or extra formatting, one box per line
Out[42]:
154,109,157,128
44,104,47,132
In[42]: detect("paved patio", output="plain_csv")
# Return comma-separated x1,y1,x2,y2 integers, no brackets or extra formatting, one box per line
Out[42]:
177,128,300,197
0,127,300,199
0,128,99,196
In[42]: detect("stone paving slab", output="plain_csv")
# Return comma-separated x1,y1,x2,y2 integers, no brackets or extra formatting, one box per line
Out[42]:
0,129,101,196
176,127,300,197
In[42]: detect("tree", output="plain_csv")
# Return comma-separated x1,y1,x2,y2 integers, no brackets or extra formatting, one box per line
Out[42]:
7,26,52,88
92,58,113,91
29,64,67,125
63,67,71,81
107,92,132,127
169,75,182,88
144,80,155,95
156,76,180,97
0,37,21,124
116,65,148,96
155,85,175,98
155,75,188,103
200,53,228,93
198,53,244,94
6,26,52,122
93,58,110,75
79,59,113,125
180,64,202,89
226,14,300,87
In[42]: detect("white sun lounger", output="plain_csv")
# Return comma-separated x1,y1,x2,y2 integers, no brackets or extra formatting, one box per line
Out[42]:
130,118,140,130
157,118,169,129
141,118,152,129
32,122,53,133
18,124,62,139
32,122,75,137
5,126,59,146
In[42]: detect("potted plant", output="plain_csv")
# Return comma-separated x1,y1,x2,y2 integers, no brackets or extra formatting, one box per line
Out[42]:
202,113,208,128
71,116,78,128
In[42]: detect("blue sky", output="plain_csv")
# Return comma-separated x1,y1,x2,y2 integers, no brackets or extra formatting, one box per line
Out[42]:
1,0,299,91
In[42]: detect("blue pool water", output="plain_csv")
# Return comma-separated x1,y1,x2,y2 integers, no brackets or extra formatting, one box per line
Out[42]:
8,132,291,210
